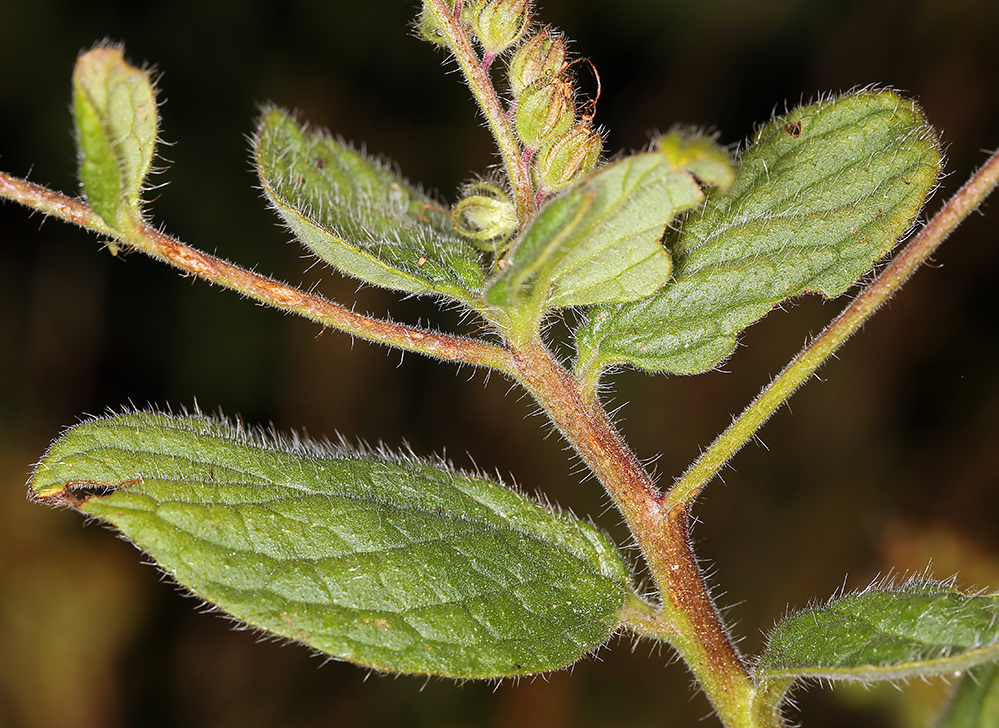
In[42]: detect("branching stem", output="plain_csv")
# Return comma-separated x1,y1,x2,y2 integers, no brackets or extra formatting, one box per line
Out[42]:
504,150,999,728
6,31,996,722
0,171,516,373
507,334,771,728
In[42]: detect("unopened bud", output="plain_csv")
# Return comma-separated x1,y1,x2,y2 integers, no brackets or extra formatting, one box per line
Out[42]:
471,0,531,54
534,123,602,192
451,183,518,250
508,27,566,98
417,1,471,47
515,76,575,149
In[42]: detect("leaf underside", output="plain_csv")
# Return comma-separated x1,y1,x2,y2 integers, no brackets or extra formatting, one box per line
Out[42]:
757,579,999,683
30,411,631,678
486,152,704,311
577,89,942,375
933,663,999,728
255,108,485,301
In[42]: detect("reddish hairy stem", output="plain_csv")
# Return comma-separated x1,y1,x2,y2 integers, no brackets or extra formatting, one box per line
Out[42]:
509,335,762,727
422,0,536,225
0,171,514,371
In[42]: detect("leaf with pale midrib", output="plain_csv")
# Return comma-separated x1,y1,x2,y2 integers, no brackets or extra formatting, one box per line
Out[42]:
485,152,704,312
30,411,632,678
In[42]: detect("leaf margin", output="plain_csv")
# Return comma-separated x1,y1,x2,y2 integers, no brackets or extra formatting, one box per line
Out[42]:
576,88,943,378
755,577,999,685
29,407,634,679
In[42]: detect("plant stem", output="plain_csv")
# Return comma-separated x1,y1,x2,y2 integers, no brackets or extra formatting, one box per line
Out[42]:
664,147,999,511
0,171,516,373
0,171,115,233
509,334,774,728
510,149,999,727
422,0,536,225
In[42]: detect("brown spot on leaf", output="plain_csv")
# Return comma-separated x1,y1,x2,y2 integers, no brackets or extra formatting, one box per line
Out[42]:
33,477,142,508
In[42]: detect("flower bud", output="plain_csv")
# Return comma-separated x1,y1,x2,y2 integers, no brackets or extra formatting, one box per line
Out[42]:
471,0,531,54
515,76,575,150
416,1,471,47
534,122,603,192
451,183,518,250
508,27,566,98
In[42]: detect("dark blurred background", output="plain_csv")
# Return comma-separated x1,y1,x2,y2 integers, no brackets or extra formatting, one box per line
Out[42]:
1,1,997,726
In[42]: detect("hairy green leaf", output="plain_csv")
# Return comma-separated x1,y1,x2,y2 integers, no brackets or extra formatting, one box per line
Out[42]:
73,45,158,229
577,90,941,375
255,108,484,301
933,663,999,728
756,579,999,683
486,152,704,315
30,411,631,678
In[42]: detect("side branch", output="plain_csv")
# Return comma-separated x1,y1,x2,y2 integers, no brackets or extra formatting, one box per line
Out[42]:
665,147,999,510
0,171,515,372
0,171,114,233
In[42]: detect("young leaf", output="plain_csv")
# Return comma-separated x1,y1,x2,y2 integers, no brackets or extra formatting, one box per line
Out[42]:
255,108,485,301
30,411,631,678
485,152,705,318
756,579,999,683
73,45,158,230
933,663,999,728
577,90,942,376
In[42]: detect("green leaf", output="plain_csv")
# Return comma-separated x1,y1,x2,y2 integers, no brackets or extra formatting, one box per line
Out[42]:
73,45,158,230
486,152,704,318
255,108,485,301
756,579,999,683
30,411,631,678
577,90,942,375
933,663,999,728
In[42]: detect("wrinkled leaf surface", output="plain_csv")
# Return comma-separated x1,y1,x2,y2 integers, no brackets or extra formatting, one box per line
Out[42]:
577,90,941,375
757,580,999,683
30,411,631,678
255,108,485,301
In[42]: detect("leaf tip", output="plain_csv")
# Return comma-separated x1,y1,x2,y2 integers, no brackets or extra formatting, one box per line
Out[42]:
29,470,142,509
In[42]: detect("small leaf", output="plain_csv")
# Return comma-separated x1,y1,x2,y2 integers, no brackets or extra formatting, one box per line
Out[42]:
73,45,158,230
577,90,941,375
30,411,631,678
255,108,485,301
756,579,999,683
933,663,999,728
486,152,705,316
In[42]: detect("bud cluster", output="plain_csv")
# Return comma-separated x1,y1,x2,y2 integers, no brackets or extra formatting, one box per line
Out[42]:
507,26,602,194
425,0,604,247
